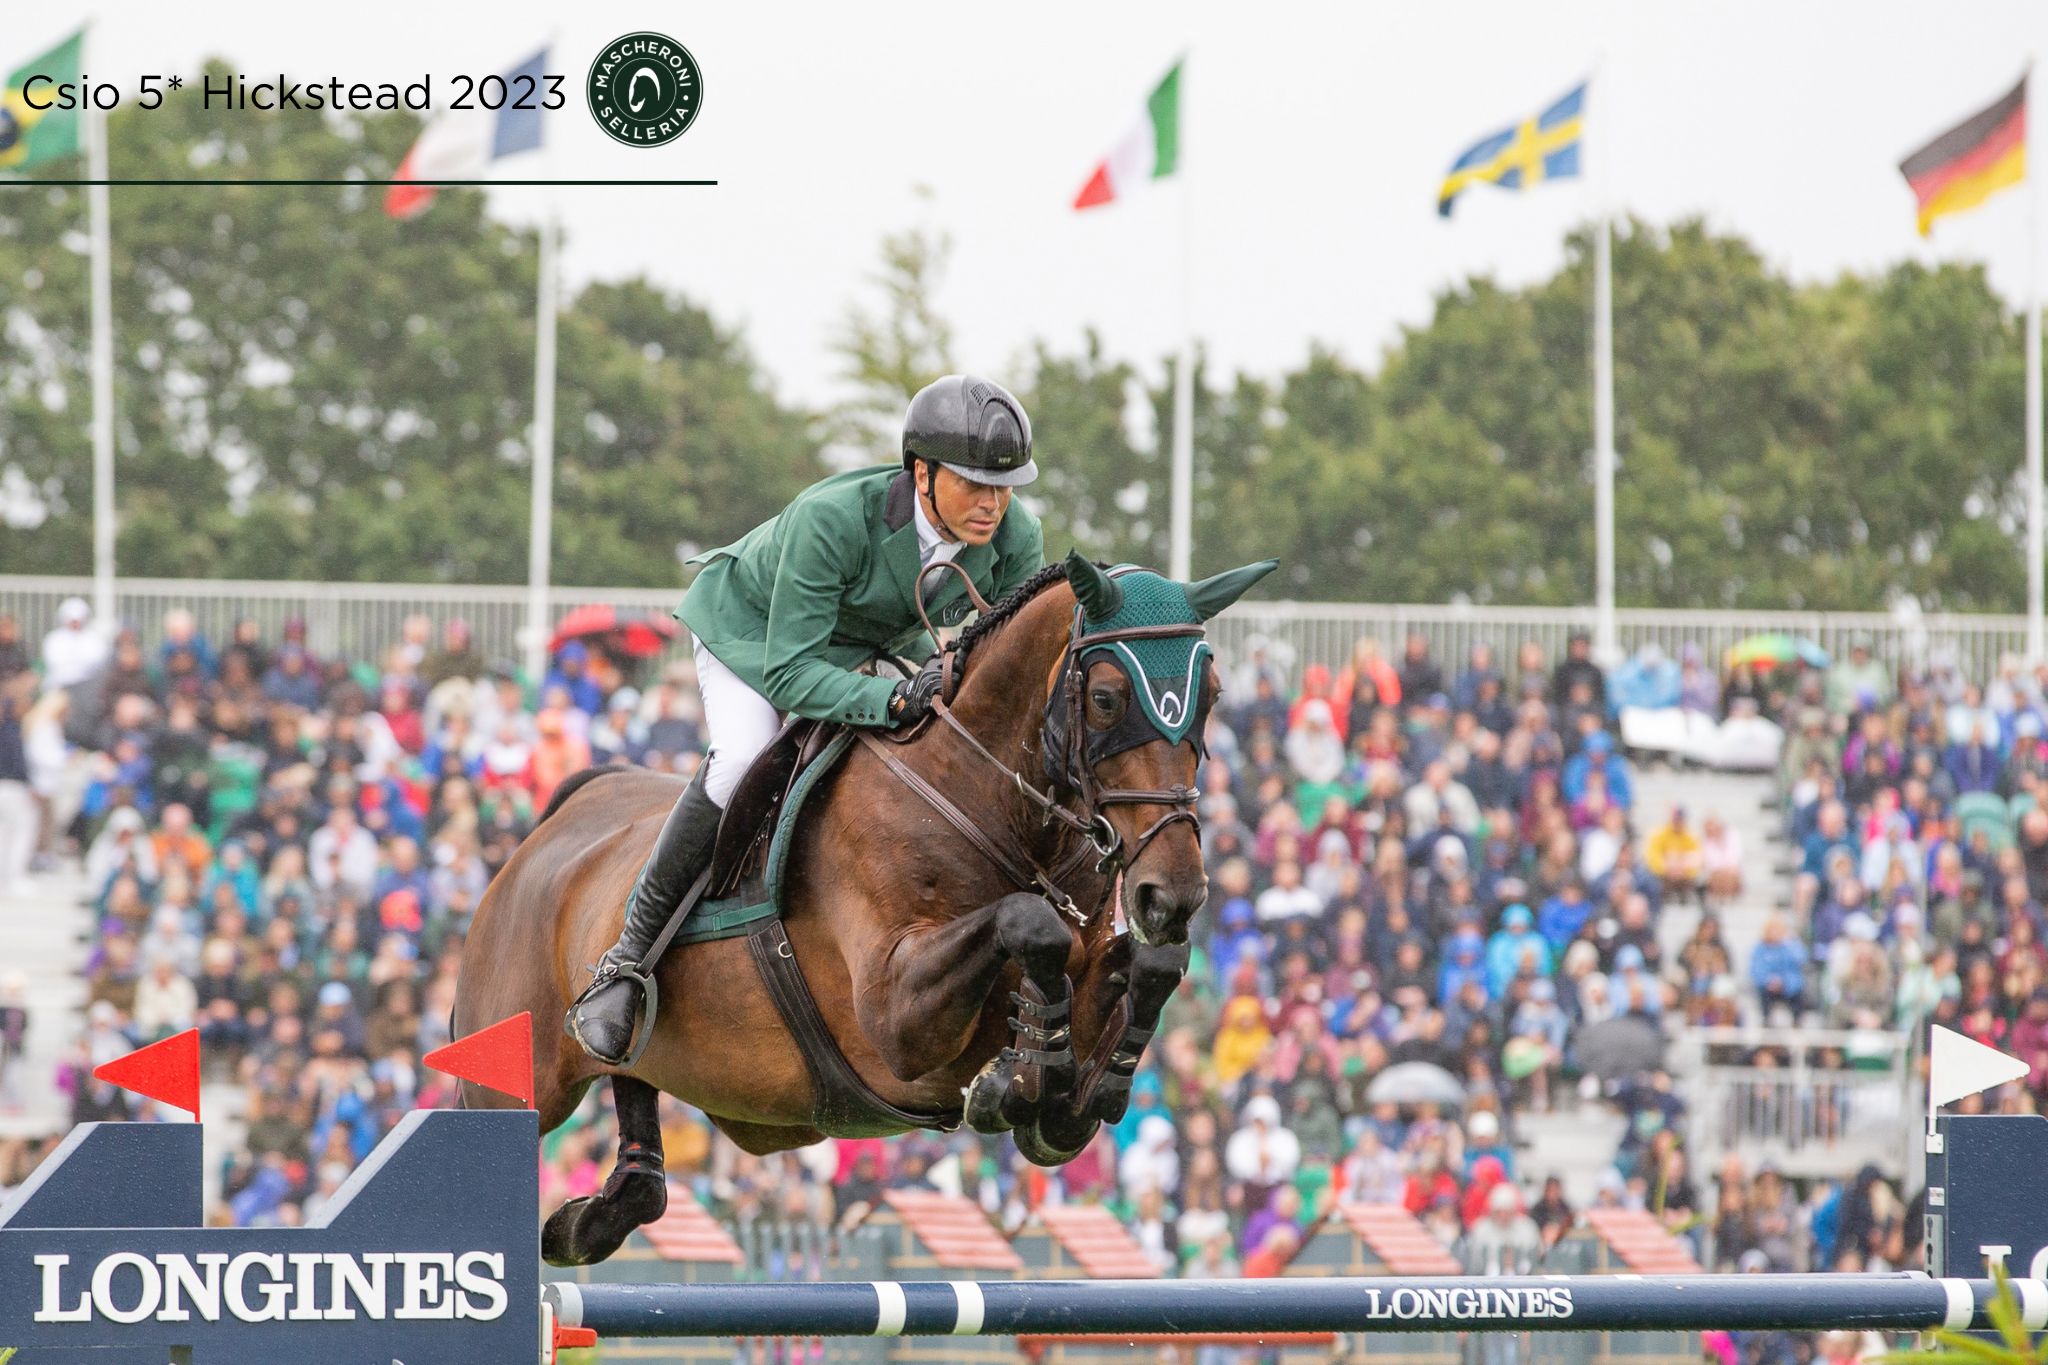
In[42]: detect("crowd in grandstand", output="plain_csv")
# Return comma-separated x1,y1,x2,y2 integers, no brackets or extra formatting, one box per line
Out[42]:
1,593,2029,1295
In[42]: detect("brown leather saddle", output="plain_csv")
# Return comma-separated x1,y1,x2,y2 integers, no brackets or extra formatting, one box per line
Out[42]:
703,714,841,900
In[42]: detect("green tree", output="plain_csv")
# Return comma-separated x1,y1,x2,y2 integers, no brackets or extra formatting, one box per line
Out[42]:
1020,217,2043,609
0,59,818,586
830,205,954,465
1018,332,1152,563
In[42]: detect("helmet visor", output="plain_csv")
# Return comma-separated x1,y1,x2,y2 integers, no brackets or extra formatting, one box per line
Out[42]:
939,457,1038,488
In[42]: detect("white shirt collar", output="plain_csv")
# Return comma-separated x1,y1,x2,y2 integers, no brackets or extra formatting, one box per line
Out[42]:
911,488,962,564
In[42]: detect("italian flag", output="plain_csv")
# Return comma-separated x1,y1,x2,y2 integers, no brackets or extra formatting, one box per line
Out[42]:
1073,60,1181,210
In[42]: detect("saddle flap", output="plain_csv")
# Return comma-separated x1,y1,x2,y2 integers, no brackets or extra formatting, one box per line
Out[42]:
707,716,832,898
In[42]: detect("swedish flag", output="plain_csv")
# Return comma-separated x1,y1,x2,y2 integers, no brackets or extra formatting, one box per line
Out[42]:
1439,81,1585,217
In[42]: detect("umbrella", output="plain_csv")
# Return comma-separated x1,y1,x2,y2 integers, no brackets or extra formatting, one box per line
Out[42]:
548,605,680,659
1725,633,1830,671
1364,1061,1466,1108
1571,1016,1666,1081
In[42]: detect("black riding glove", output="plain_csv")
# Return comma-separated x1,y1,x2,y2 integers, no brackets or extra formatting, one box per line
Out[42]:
888,657,947,725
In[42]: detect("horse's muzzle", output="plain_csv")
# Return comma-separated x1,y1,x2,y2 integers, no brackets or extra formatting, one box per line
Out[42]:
1126,875,1203,948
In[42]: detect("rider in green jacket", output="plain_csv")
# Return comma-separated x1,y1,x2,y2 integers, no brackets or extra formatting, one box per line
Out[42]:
569,374,1047,1065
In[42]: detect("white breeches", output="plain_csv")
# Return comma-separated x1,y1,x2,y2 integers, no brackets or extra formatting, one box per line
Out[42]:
694,641,782,808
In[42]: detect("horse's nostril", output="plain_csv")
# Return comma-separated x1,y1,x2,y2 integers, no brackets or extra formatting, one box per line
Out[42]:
1131,879,1200,935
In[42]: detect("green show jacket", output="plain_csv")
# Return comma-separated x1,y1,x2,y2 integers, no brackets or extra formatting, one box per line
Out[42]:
679,466,1046,727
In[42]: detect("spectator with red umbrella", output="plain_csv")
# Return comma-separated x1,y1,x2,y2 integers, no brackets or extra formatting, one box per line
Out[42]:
546,605,682,691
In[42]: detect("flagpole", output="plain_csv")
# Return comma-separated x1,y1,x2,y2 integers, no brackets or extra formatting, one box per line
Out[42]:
524,214,560,689
1591,62,1618,665
2027,60,2043,664
1169,54,1194,583
87,60,116,632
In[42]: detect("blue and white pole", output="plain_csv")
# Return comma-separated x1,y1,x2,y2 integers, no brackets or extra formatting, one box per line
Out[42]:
548,1273,2040,1340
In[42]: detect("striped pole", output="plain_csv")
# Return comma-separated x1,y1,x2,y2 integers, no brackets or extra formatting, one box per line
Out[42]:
548,1274,2041,1340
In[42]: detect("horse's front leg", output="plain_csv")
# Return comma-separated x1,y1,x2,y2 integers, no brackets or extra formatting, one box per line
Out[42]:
853,891,1073,1090
1020,936,1189,1166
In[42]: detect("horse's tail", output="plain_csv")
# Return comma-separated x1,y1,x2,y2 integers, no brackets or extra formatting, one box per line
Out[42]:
535,764,629,827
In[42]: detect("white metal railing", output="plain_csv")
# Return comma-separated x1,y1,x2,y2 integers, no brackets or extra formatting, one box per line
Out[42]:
1,574,2033,681
1671,1026,1920,1188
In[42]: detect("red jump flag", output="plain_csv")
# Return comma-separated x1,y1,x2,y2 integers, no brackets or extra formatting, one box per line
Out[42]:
93,1028,202,1119
425,1012,535,1108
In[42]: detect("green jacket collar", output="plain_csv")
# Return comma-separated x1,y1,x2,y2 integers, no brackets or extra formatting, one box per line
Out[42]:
879,470,996,619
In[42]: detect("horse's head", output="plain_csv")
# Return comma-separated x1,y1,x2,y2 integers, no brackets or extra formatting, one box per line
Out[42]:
1044,550,1277,947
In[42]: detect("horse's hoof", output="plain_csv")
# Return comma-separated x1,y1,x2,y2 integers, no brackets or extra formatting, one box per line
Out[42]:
541,1196,598,1266
964,1051,1020,1134
540,1170,669,1267
1081,1067,1140,1126
1014,1112,1097,1167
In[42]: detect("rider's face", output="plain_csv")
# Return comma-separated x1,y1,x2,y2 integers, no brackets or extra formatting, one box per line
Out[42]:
921,462,1013,545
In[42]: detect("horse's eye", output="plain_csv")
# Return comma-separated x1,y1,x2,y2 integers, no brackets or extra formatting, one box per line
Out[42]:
1089,688,1126,725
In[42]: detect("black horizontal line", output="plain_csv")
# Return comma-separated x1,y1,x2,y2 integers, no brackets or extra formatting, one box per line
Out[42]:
9,178,719,187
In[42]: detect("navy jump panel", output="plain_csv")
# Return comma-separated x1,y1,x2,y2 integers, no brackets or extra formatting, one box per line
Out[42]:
0,1108,540,1364
0,1122,202,1230
1931,1112,2048,1280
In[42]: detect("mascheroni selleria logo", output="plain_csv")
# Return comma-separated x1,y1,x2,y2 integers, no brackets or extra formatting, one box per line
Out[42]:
587,32,702,148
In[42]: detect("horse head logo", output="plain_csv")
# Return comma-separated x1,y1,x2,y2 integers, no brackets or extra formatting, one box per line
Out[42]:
627,67,663,114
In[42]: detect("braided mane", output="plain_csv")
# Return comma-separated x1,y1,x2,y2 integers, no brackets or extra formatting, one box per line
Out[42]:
950,560,1071,668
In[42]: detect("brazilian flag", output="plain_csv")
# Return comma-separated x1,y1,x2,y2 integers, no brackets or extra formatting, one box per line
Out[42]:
1,30,84,172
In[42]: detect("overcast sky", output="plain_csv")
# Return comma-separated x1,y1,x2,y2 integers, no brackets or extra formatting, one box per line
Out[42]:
20,1,2048,411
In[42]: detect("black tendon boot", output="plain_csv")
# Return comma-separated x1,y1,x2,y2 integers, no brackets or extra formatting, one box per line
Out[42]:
567,769,722,1065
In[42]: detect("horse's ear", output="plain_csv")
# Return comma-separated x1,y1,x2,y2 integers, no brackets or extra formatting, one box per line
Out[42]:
1064,550,1124,623
1185,559,1279,621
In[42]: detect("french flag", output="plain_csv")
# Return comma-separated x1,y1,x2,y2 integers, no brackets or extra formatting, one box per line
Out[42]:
386,47,548,219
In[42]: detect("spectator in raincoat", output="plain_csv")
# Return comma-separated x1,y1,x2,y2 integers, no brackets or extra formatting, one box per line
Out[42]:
1678,645,1721,715
1225,1095,1301,1190
1284,698,1345,786
1288,664,1344,738
1211,996,1273,1089
1538,877,1594,956
1611,644,1681,712
1562,731,1633,809
1460,1153,1511,1228
1117,1113,1181,1202
1208,886,1266,992
543,641,605,716
1485,904,1552,997
1645,806,1705,899
1468,1181,1544,1272
1462,1111,1517,1180
1438,924,1488,1007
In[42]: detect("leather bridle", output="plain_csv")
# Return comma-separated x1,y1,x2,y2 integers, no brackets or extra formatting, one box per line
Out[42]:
858,568,1206,924
1035,603,1207,871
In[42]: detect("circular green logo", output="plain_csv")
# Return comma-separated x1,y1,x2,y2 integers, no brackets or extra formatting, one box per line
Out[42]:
587,32,703,147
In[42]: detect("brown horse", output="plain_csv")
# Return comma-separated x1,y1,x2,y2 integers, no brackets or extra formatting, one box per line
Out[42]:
453,552,1273,1265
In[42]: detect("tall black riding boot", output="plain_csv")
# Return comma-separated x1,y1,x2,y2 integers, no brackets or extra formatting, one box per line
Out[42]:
567,769,722,1065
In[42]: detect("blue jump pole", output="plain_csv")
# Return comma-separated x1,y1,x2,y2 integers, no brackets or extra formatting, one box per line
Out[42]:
548,1273,2044,1340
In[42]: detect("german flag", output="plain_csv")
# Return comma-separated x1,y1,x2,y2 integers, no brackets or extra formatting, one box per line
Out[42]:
1899,77,2026,237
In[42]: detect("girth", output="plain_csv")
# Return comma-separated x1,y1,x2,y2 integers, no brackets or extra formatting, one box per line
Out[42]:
744,918,959,1136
